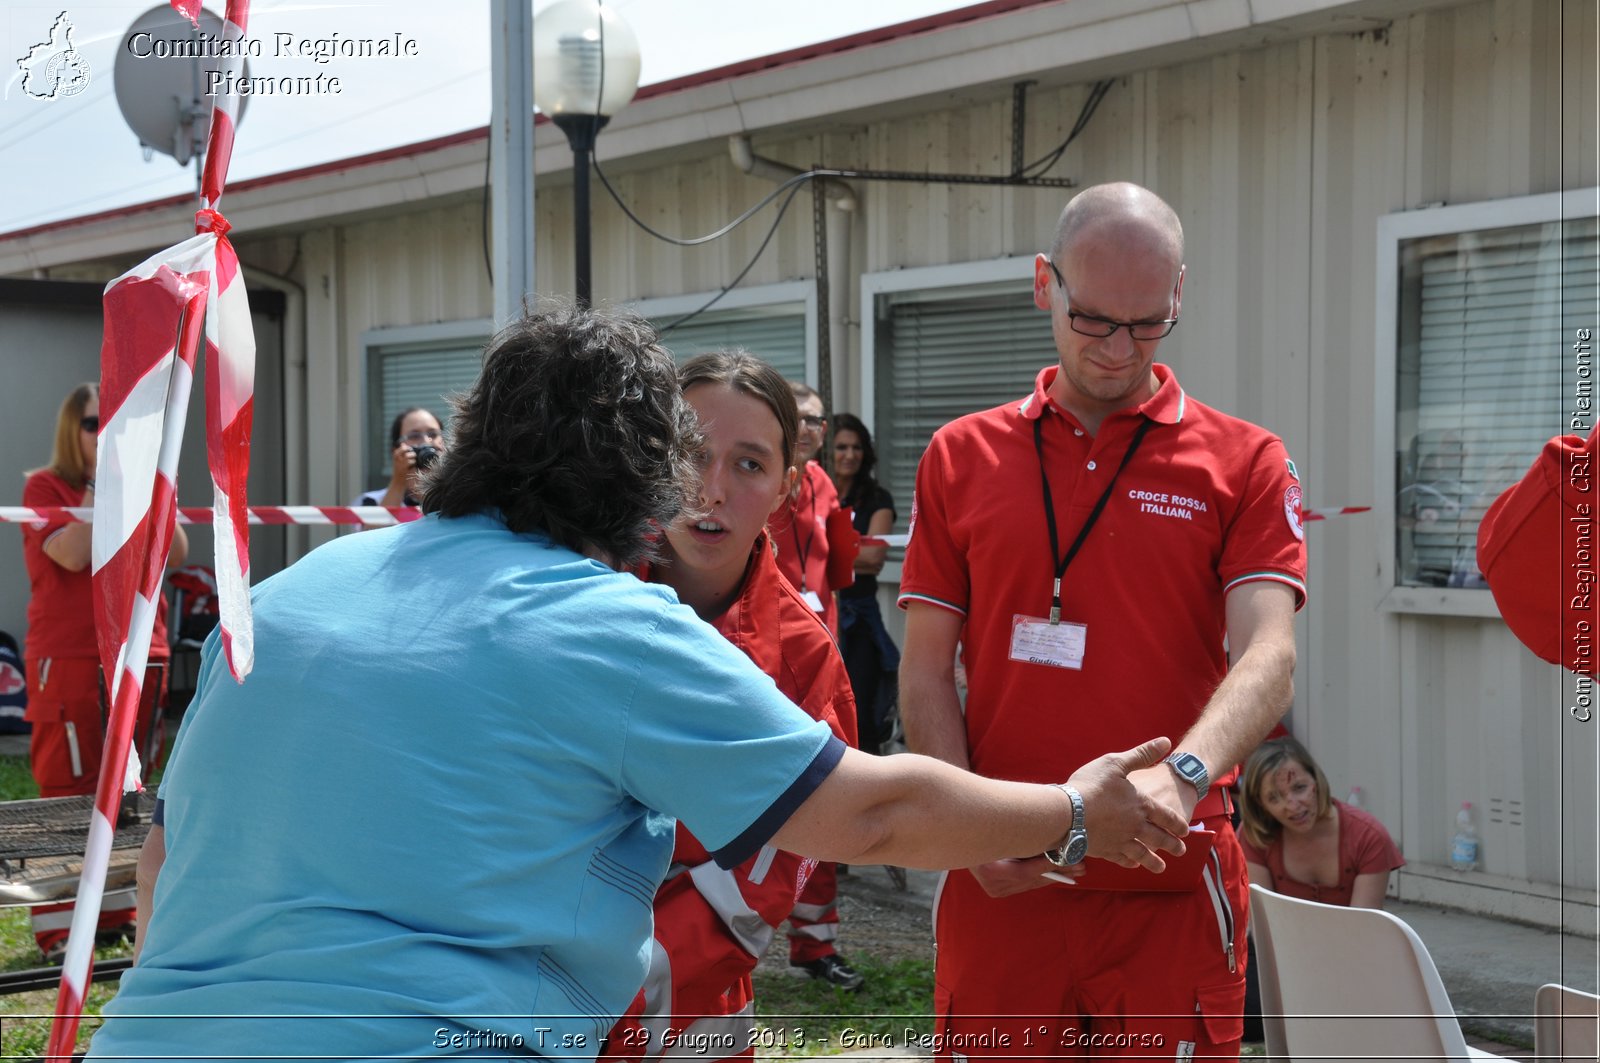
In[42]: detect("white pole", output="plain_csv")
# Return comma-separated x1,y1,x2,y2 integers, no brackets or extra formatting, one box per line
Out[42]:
490,0,537,326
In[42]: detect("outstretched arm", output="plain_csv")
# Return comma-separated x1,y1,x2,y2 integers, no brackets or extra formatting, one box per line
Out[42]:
770,738,1189,872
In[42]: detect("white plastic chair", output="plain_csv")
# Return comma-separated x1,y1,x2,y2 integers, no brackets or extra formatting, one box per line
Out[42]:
1535,983,1598,1062
1249,884,1509,1061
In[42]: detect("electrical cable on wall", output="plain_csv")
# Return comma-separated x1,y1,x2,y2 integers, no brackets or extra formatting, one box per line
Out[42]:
585,5,1112,334
1015,78,1113,178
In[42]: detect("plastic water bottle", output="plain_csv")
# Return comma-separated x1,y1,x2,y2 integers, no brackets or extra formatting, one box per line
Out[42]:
1450,802,1479,872
1346,786,1363,809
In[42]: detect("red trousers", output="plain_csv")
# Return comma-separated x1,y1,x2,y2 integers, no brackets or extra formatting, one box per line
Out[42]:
24,656,164,954
786,860,839,964
931,818,1249,1060
787,670,853,966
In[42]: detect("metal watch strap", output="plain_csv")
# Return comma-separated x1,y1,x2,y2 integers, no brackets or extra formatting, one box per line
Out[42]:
1046,782,1087,866
1164,751,1210,801
1054,782,1085,834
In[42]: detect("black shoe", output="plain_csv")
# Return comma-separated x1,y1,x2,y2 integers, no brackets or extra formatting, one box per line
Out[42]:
95,921,137,948
789,953,865,991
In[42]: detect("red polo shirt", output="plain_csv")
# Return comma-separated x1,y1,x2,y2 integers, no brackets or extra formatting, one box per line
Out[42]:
770,461,839,634
22,469,170,663
703,530,855,748
899,364,1306,786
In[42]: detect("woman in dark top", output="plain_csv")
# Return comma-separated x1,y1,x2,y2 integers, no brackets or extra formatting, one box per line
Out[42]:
830,414,900,755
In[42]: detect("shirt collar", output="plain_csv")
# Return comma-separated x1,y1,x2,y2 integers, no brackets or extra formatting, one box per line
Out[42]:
709,530,786,676
1019,364,1187,426
637,530,785,672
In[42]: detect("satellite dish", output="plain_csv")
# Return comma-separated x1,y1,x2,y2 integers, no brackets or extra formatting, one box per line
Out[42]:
113,4,249,166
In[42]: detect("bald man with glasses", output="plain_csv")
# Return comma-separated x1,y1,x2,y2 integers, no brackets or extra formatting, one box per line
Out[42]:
898,182,1306,1059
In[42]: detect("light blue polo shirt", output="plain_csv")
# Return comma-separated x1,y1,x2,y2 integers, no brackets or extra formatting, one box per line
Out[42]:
90,513,842,1059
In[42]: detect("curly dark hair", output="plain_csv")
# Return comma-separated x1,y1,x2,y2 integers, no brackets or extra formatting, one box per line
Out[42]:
422,304,703,568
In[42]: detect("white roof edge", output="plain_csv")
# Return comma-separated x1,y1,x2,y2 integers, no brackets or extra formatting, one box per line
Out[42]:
0,0,1444,273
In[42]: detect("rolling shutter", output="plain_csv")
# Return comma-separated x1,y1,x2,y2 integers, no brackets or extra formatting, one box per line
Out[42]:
1397,216,1597,587
876,287,1057,528
654,309,807,383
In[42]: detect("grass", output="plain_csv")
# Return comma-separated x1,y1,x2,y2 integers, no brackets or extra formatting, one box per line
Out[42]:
0,756,39,803
0,754,131,1057
751,955,935,1057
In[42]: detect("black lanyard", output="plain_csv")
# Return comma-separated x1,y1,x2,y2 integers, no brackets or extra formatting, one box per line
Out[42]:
1034,415,1156,623
789,475,817,591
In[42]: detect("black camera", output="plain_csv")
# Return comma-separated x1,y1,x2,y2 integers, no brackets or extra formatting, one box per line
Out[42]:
413,444,441,471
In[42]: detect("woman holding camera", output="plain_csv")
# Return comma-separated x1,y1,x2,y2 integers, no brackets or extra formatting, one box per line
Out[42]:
354,407,447,507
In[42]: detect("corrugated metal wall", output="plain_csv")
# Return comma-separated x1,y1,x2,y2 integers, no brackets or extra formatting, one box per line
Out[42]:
217,0,1595,922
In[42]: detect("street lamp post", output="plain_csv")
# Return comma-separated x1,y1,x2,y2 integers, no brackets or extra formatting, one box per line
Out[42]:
532,0,641,308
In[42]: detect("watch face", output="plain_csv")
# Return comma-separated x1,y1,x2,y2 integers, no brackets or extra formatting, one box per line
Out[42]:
1167,752,1209,799
1064,834,1089,864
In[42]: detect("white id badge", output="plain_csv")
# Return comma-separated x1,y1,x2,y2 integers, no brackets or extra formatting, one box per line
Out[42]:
801,590,826,613
1008,614,1086,670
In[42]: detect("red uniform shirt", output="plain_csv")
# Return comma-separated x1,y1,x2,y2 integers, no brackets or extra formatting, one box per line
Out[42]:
898,364,1306,785
21,469,171,662
1240,799,1405,907
606,534,854,1062
770,462,839,634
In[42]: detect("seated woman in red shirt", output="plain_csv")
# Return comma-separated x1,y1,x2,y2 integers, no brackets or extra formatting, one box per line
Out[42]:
1239,737,1404,909
604,350,857,1062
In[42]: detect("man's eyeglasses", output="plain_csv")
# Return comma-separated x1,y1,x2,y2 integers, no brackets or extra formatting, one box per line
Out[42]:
799,415,826,429
401,428,444,446
80,416,99,433
1046,260,1178,341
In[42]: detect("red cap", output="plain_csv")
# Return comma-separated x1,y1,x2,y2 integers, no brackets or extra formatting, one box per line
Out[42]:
1477,427,1599,675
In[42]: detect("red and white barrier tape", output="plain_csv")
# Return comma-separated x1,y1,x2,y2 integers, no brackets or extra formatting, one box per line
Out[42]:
1,505,422,528
3,504,1369,536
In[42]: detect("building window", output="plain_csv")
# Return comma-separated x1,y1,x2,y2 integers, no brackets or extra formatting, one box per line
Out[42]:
654,306,808,382
865,261,1054,532
363,322,490,487
633,282,815,387
1392,209,1597,589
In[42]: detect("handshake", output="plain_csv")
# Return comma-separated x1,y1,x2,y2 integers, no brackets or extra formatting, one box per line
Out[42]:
972,736,1199,899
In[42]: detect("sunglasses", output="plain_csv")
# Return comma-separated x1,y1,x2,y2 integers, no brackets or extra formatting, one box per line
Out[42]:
80,416,100,433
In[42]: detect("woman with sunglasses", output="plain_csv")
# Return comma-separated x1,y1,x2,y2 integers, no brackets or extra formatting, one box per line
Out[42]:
19,382,187,961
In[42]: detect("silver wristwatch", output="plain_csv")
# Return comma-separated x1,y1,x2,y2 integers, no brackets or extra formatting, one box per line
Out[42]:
1044,783,1088,866
1164,751,1210,801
